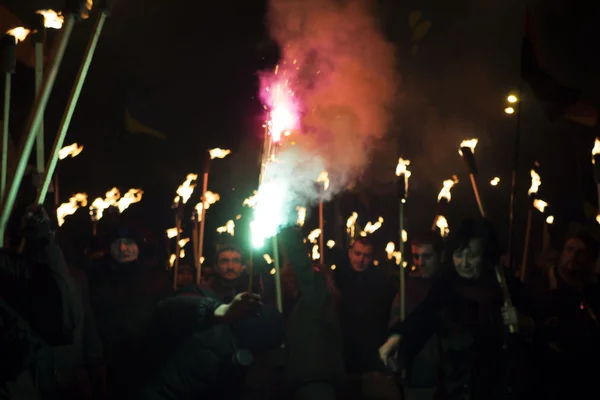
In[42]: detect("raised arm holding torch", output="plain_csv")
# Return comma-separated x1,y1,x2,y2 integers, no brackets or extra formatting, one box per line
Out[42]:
395,157,410,321
36,0,111,207
317,171,329,265
520,166,541,282
458,138,485,217
0,29,22,204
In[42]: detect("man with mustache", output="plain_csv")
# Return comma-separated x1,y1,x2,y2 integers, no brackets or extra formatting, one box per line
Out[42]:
203,246,252,303
528,230,600,400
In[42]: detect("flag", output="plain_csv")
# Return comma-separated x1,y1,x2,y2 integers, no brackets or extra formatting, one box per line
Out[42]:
521,9,597,128
124,90,167,139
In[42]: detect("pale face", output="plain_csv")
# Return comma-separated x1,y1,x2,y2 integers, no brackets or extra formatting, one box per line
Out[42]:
412,243,440,278
452,239,485,280
558,238,595,283
216,250,245,280
348,242,374,272
110,238,139,264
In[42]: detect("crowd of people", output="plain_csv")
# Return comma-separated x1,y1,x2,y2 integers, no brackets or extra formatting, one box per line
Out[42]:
1,194,600,400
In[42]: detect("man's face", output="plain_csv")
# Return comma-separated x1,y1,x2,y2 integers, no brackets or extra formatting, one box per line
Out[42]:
559,238,595,282
348,242,374,272
216,250,245,280
177,268,194,287
411,243,440,278
452,239,485,280
110,238,139,264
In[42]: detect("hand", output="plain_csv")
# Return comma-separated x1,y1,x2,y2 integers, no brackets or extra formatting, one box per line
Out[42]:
379,334,401,372
214,292,262,323
501,305,519,327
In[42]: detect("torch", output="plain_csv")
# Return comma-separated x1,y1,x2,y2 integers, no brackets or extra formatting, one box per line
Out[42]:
0,0,86,247
395,157,410,321
458,139,485,217
432,176,458,235
0,30,21,203
32,11,46,173
591,138,600,219
36,1,112,206
54,142,83,209
172,174,197,290
543,215,554,251
317,171,329,265
519,166,541,282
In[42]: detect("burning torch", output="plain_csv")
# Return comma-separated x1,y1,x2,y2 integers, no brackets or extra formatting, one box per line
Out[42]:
54,142,84,208
0,0,89,247
36,0,112,208
194,148,230,285
520,165,541,282
591,138,600,222
0,28,24,203
458,139,485,217
432,176,458,237
173,174,197,290
396,157,410,321
317,171,329,265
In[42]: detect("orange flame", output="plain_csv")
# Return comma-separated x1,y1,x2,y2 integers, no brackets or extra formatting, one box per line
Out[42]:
528,169,541,196
296,206,306,227
208,148,231,159
174,174,198,205
395,158,411,177
361,217,384,235
58,143,84,160
57,193,87,226
385,242,402,265
327,240,335,248
308,229,321,244
264,254,273,264
546,215,554,225
166,227,179,239
533,199,548,213
216,220,235,236
242,191,258,208
6,27,30,43
490,177,500,186
592,138,600,161
346,212,358,238
36,10,64,29
458,138,478,156
116,189,143,213
90,188,120,221
437,176,458,202
436,215,450,237
317,171,330,190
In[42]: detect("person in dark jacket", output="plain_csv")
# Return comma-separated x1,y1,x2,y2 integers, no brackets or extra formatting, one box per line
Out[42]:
87,224,172,399
380,219,532,400
138,287,284,400
1,206,80,399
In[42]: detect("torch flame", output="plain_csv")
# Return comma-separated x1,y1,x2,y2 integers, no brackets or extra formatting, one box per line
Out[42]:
528,169,541,196
458,138,478,156
166,227,179,239
203,191,220,209
169,254,177,267
243,191,259,208
36,10,64,29
264,254,273,264
437,176,459,202
317,171,330,191
402,230,408,243
546,215,554,225
308,229,321,244
178,238,190,248
296,206,306,227
592,138,600,162
361,217,384,235
436,215,450,237
395,158,411,178
179,248,185,258
58,143,84,160
216,220,235,236
327,240,335,248
209,148,231,159
597,214,600,225
57,193,87,226
312,244,320,260
346,212,358,238
533,199,548,213
81,0,94,19
89,188,120,221
116,189,143,213
6,27,30,43
490,177,500,186
385,242,402,265
175,174,198,205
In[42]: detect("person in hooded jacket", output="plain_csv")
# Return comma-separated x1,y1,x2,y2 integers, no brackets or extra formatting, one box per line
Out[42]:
138,286,284,400
87,224,172,399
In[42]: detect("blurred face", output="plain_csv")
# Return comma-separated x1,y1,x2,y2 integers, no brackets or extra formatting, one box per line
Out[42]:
558,238,595,283
177,268,194,287
348,242,374,272
110,238,139,264
216,250,245,280
452,239,485,280
412,243,440,278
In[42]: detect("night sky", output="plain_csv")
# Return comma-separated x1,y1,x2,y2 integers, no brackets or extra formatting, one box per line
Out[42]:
2,0,600,265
